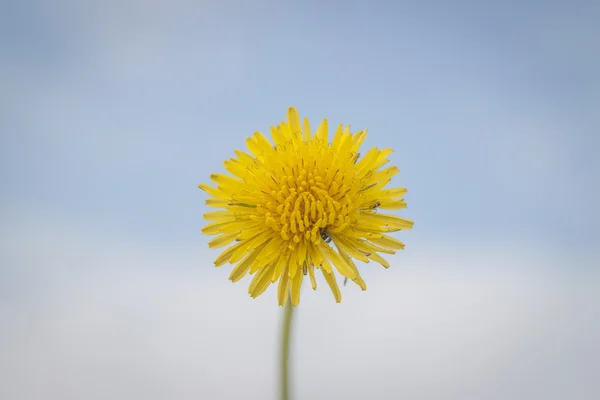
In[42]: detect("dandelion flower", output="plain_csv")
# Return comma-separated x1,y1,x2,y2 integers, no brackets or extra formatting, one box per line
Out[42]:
199,107,413,306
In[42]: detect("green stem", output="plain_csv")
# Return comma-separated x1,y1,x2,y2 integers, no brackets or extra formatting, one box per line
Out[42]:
280,300,294,400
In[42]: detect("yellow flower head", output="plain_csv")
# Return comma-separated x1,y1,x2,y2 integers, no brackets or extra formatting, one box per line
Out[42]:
199,107,413,306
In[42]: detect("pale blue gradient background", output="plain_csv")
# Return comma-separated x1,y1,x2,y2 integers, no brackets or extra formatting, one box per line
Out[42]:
1,1,599,399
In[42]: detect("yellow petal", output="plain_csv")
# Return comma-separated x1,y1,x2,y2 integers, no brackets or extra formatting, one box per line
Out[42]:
351,129,367,151
278,267,290,306
198,184,229,199
237,224,268,240
364,166,400,186
331,124,344,150
270,125,288,146
252,238,284,273
358,212,414,230
368,252,390,268
371,148,394,170
368,235,405,250
308,243,323,267
231,231,274,264
228,243,267,282
245,135,263,157
202,219,255,235
361,187,407,202
214,240,247,267
378,199,407,210
272,253,289,283
331,234,370,263
208,232,239,248
210,173,242,189
234,150,256,166
333,239,367,290
347,236,396,255
352,273,367,290
287,107,302,141
314,118,328,144
253,132,275,153
323,245,356,279
343,228,384,240
337,129,354,155
296,239,309,266
290,269,303,306
288,254,300,279
223,159,247,178
355,147,379,176
249,264,275,298
205,198,230,208
303,117,312,141
203,211,236,221
321,269,341,303
320,258,333,274
308,264,317,290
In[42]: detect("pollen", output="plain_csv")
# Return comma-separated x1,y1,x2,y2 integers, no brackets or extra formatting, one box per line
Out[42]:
199,107,413,306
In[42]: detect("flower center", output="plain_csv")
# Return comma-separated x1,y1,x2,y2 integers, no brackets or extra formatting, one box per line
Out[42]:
258,144,359,250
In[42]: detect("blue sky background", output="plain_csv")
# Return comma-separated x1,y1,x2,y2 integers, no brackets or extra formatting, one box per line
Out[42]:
1,1,599,399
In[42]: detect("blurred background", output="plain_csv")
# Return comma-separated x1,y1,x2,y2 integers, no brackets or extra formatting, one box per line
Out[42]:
1,0,599,399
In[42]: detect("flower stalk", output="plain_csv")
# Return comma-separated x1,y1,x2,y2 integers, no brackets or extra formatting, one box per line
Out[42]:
280,300,294,400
